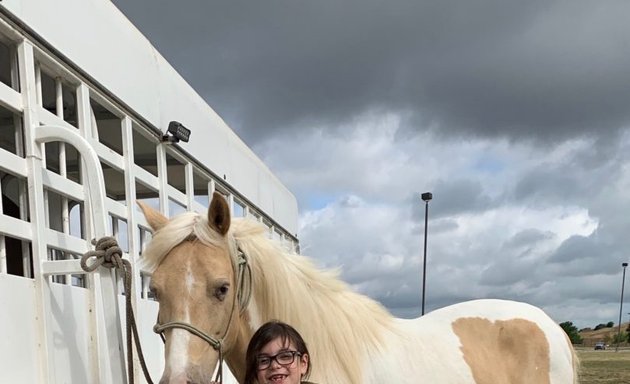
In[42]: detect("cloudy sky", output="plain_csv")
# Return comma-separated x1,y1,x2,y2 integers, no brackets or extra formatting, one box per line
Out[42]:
112,0,630,329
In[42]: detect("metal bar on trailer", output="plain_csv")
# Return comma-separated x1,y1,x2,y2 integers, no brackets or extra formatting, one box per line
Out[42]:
0,79,22,110
0,237,5,274
41,259,84,275
21,40,56,383
156,143,168,217
0,177,4,273
76,82,100,382
185,162,194,210
55,77,72,285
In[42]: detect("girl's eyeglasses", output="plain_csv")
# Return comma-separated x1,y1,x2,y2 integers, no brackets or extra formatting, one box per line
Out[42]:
256,351,302,370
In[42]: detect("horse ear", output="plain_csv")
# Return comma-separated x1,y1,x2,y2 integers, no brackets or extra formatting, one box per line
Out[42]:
208,192,231,236
137,201,168,232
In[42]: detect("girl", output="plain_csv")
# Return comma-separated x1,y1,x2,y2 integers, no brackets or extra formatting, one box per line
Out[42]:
244,321,315,384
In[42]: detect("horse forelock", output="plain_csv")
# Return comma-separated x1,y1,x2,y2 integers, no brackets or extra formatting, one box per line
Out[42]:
229,218,394,384
140,211,237,274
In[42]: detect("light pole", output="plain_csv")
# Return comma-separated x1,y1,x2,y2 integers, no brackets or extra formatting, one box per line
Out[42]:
616,262,628,352
421,192,432,316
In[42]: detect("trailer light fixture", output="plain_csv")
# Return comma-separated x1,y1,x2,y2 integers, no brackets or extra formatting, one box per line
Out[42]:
162,121,191,143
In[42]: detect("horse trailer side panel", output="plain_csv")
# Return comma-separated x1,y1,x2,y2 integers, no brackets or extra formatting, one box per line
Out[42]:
0,274,39,383
49,283,94,383
129,296,164,377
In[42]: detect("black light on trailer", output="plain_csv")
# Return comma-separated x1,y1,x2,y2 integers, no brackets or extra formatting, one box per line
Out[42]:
162,121,191,143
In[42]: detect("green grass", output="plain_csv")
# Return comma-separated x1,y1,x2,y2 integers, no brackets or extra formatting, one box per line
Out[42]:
577,348,630,384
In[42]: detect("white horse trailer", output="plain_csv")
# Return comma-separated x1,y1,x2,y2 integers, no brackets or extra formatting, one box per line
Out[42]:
0,1,299,383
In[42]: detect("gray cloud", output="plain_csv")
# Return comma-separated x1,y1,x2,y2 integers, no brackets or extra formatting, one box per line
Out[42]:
113,1,630,329
549,235,598,263
502,229,555,250
113,0,630,146
418,178,494,219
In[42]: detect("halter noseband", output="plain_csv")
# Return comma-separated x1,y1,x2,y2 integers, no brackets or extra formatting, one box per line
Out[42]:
153,248,252,383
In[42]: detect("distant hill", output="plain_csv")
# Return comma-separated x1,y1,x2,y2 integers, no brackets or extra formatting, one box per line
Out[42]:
579,322,630,347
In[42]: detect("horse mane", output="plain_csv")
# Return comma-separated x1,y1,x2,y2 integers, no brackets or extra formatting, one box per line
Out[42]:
231,218,395,384
140,211,237,274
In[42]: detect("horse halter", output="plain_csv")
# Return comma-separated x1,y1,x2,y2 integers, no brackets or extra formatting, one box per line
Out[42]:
153,248,252,383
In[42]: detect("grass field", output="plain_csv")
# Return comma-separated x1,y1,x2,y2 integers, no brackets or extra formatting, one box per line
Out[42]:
577,348,630,384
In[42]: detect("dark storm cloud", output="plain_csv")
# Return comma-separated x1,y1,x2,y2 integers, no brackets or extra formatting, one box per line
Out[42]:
512,135,625,207
549,235,598,263
111,0,630,328
548,233,627,276
479,256,538,286
113,0,630,146
429,179,494,217
410,178,493,223
514,168,583,204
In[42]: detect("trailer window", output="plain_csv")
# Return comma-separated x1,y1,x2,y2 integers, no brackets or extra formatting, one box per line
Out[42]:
91,98,123,155
46,190,82,240
101,161,126,203
0,105,23,156
165,151,186,194
0,39,18,91
0,172,31,277
133,126,158,177
3,236,32,278
233,199,246,217
169,198,186,216
193,169,211,207
39,69,77,128
108,215,129,253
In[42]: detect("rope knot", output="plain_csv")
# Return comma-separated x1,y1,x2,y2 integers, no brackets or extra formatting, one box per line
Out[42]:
81,236,125,272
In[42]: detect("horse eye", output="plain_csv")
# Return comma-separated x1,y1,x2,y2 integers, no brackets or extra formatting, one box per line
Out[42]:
214,284,229,301
149,286,159,300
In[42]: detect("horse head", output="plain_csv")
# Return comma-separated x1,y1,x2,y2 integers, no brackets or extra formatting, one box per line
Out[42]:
139,193,248,384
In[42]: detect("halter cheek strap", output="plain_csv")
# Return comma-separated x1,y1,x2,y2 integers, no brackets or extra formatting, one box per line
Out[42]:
153,248,251,384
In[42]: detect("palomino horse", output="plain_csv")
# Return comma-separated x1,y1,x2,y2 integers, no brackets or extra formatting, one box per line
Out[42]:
139,193,578,384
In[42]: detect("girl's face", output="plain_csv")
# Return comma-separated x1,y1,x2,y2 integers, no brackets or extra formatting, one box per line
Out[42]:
255,337,309,384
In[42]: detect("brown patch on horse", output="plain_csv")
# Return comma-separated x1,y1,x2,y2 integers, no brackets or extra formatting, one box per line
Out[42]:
209,192,230,236
452,317,550,384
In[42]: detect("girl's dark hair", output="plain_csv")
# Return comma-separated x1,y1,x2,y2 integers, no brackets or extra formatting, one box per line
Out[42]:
244,320,311,384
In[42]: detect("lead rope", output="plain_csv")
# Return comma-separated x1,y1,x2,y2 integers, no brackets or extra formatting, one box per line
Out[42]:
81,237,155,384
